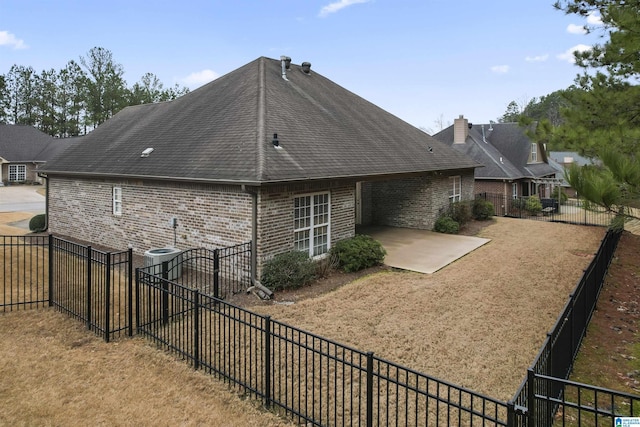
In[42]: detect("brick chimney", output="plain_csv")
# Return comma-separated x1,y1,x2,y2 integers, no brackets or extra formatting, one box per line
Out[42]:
453,115,469,144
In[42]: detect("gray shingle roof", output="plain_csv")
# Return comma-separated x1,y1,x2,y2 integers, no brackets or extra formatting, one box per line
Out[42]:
434,122,556,180
0,124,69,162
42,56,479,184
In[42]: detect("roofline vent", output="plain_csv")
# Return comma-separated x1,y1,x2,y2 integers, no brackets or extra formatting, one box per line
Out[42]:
141,147,154,157
272,133,279,147
301,62,311,74
280,56,291,81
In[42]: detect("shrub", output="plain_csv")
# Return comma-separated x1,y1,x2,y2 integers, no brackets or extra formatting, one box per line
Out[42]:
29,214,46,232
472,199,495,220
261,251,316,291
448,201,472,226
315,253,339,278
551,186,568,204
434,215,459,234
330,235,386,273
525,195,542,214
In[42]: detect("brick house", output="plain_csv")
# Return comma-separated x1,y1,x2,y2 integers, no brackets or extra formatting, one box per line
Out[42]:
0,124,73,185
40,56,479,278
434,115,558,214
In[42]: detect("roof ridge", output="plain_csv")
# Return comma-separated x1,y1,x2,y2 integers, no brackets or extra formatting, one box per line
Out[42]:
255,57,266,181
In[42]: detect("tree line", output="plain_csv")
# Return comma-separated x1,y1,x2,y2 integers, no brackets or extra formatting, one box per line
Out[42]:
0,47,189,137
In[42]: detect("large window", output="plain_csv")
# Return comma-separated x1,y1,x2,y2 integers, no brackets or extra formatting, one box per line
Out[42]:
8,164,26,182
113,187,122,215
449,176,461,202
294,192,330,257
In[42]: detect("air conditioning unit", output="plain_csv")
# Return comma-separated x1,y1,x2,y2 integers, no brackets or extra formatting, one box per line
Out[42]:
144,247,183,280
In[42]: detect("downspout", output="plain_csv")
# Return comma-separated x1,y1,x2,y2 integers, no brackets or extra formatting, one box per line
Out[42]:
242,184,258,285
38,172,49,231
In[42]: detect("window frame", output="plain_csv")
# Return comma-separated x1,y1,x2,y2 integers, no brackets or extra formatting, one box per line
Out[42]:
8,164,26,182
112,186,122,216
512,183,518,199
449,176,461,203
531,143,538,162
293,191,331,258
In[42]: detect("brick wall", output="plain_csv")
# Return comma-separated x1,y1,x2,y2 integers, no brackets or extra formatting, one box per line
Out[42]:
48,178,253,254
256,181,355,272
362,169,475,230
48,177,356,278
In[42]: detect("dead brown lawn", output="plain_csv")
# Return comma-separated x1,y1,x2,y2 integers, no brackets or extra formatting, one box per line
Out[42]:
0,309,292,426
247,217,605,401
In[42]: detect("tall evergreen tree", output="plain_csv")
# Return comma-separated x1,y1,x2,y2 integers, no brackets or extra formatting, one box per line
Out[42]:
554,0,640,227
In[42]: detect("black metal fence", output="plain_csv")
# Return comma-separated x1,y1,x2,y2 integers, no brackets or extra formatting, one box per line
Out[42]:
1,234,133,342
477,193,615,227
3,227,637,426
141,244,252,300
510,228,634,425
135,268,511,426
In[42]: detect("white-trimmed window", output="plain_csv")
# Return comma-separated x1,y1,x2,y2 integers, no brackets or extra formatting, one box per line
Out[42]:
449,176,461,202
512,183,518,199
294,192,330,257
531,143,538,162
112,187,122,215
8,164,26,182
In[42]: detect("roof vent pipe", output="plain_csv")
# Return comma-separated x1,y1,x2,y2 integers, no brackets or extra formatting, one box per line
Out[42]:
280,56,290,81
272,133,279,147
301,62,311,74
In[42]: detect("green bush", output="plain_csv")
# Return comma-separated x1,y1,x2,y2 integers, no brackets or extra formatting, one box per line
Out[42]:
28,214,46,232
551,186,568,204
472,199,495,220
330,235,386,273
448,201,472,226
261,251,316,291
525,195,543,214
434,215,459,234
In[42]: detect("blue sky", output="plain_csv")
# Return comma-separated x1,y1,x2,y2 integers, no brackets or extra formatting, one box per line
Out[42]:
1,0,601,132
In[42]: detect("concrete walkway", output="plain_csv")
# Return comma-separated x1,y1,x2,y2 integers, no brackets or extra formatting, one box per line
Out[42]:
359,226,491,274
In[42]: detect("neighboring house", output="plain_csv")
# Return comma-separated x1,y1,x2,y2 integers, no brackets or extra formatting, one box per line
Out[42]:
0,125,73,185
547,151,598,198
434,115,558,214
40,56,480,278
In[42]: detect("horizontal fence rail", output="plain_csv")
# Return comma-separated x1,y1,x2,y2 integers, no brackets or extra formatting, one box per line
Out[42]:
477,193,615,227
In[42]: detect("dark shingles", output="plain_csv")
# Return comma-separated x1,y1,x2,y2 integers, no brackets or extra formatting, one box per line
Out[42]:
0,124,62,161
42,57,480,183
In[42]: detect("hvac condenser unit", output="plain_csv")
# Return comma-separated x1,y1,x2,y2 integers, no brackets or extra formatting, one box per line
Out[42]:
144,247,183,280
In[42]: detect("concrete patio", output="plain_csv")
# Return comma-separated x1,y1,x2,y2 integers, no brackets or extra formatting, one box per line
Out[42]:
358,225,491,274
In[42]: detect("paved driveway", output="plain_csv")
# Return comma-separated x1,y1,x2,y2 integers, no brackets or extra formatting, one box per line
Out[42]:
0,185,46,213
359,225,490,274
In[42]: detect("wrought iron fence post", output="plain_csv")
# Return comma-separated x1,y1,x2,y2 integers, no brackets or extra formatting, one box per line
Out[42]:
527,368,535,426
264,315,272,408
127,248,133,337
86,246,92,330
48,234,53,307
213,248,220,300
135,267,141,334
366,351,374,427
162,260,169,325
506,400,515,427
105,252,112,343
193,289,200,370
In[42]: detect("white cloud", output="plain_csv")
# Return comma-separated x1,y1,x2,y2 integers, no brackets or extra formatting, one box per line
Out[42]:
566,23,586,34
319,0,371,18
0,30,27,49
181,69,220,87
556,44,592,63
490,65,510,74
525,54,549,62
587,11,603,26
